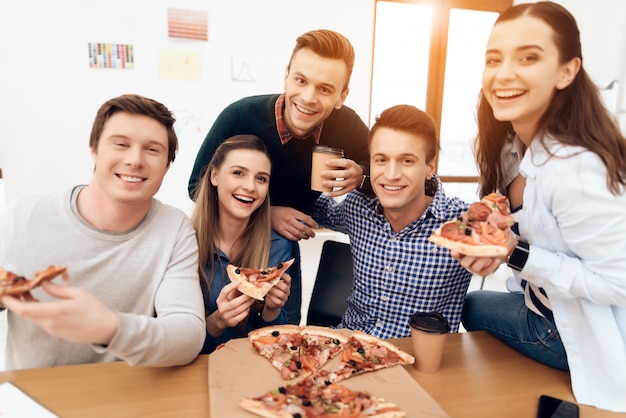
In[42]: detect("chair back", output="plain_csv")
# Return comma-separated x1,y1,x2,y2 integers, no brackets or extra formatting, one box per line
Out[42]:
306,240,354,327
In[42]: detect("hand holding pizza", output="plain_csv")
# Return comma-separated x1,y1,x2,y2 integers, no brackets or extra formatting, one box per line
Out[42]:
210,280,256,333
451,250,510,277
262,272,291,322
1,281,118,345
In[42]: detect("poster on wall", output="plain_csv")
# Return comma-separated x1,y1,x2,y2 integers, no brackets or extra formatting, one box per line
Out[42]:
158,49,202,81
88,43,135,69
167,8,208,41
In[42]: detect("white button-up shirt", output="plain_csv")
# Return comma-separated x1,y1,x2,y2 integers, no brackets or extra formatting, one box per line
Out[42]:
513,135,626,412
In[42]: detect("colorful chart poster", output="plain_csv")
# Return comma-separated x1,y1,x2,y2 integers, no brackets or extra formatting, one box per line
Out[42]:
88,43,135,69
167,8,208,41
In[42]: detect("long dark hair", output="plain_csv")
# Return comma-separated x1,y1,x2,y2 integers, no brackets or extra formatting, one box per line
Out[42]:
474,1,626,196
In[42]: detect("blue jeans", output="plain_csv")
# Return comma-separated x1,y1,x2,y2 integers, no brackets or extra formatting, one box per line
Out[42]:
462,290,569,371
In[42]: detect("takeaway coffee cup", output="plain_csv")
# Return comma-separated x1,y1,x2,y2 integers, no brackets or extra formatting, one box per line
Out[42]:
311,145,344,192
409,311,450,373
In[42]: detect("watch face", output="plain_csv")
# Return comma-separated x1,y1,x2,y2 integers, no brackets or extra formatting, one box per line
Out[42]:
507,242,529,271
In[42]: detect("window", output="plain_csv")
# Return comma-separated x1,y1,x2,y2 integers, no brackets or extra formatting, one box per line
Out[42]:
371,0,512,201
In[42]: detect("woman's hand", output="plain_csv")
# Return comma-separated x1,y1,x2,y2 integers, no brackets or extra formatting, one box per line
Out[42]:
450,251,502,277
262,273,292,322
450,235,518,277
207,281,254,336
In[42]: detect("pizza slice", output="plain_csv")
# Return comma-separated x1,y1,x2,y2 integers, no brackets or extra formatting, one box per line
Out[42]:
0,265,69,300
248,325,305,380
227,258,294,300
326,331,415,383
239,375,406,418
300,326,349,373
428,192,515,257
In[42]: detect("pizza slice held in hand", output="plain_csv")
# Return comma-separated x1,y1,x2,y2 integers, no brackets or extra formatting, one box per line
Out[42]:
0,265,69,300
428,192,515,257
239,375,406,418
226,258,294,301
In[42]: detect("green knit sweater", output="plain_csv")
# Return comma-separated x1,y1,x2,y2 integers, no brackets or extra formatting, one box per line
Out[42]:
188,94,370,214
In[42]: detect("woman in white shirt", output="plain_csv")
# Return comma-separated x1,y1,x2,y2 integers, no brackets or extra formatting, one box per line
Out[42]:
455,1,626,412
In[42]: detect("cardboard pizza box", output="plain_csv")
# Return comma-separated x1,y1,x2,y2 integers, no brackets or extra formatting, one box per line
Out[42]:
208,335,450,417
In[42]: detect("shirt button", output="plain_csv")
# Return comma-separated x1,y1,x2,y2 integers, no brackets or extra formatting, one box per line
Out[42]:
381,295,389,301
376,322,383,328
390,236,397,242
386,266,393,272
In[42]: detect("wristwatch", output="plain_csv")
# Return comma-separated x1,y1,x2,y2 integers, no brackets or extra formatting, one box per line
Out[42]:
507,240,530,271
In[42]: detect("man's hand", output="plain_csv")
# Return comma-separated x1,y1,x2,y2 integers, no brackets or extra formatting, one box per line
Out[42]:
322,158,364,198
0,281,118,346
271,206,318,241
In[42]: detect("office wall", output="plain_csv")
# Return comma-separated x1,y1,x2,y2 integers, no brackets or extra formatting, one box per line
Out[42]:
0,0,624,214
0,0,375,214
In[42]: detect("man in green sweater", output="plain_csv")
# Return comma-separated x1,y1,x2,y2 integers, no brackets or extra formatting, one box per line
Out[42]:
188,29,370,325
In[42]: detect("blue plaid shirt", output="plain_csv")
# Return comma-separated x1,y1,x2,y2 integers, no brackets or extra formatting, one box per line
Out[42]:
312,177,472,338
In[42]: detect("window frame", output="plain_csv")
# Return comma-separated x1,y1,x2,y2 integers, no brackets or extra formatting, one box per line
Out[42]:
371,0,512,183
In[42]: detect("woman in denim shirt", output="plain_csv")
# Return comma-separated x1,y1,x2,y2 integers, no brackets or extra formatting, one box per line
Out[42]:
191,135,292,354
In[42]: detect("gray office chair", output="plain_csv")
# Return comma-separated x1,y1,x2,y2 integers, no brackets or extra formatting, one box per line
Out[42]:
306,240,354,327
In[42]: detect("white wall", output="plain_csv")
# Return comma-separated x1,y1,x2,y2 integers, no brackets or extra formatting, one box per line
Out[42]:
523,0,626,131
0,0,375,215
1,0,625,214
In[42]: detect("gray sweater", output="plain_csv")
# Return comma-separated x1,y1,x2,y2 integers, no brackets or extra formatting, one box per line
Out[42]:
0,186,206,370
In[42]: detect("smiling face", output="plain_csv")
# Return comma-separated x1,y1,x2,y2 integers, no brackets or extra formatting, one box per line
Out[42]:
370,127,435,229
210,149,271,223
90,111,169,209
282,47,349,138
482,15,578,141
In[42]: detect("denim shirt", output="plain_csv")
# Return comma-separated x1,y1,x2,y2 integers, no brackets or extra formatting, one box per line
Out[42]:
200,230,292,354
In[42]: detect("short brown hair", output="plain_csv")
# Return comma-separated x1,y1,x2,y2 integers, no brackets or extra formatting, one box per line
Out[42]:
288,29,355,90
369,105,439,162
89,94,178,165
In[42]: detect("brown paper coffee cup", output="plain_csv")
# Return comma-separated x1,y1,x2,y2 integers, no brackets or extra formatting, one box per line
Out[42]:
409,311,450,373
311,145,344,192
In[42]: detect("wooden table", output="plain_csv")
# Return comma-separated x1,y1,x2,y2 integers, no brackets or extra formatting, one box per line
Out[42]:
0,331,623,417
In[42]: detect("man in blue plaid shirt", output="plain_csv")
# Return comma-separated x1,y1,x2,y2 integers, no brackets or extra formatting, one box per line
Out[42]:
312,104,473,338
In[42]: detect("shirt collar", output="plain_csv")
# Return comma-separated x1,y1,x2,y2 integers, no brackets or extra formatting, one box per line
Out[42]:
275,94,322,145
419,174,448,222
501,135,525,188
520,132,562,180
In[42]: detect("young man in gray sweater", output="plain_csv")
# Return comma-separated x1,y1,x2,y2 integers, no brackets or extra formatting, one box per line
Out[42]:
0,94,206,370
